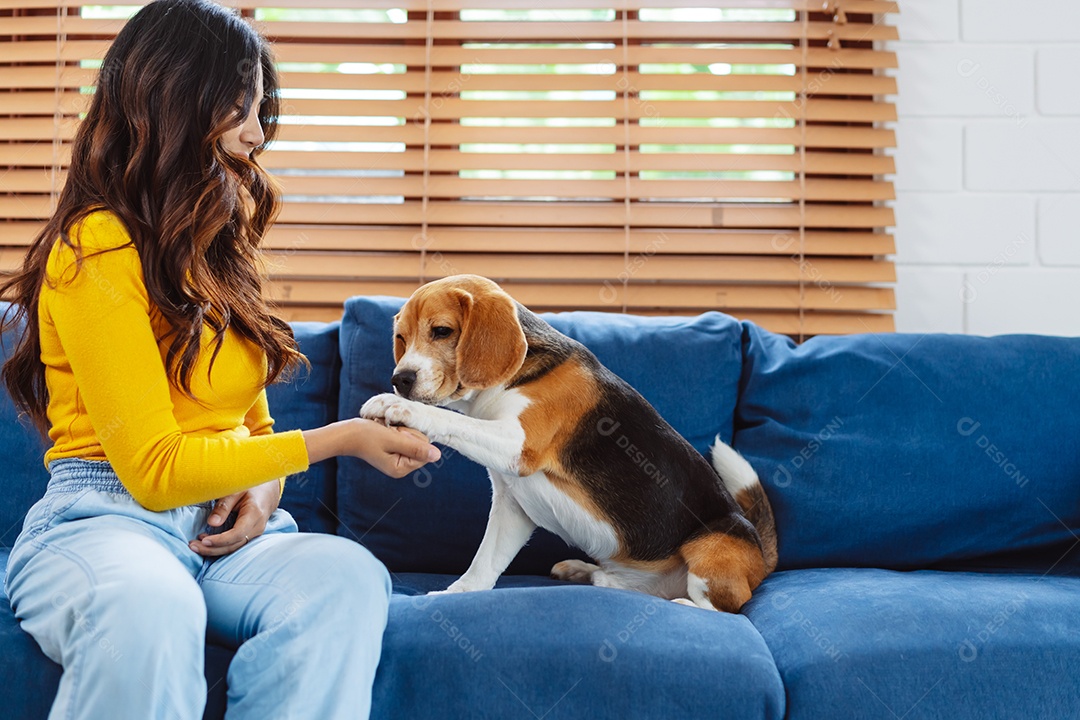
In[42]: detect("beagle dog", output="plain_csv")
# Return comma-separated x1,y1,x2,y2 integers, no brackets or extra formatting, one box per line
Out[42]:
360,274,778,612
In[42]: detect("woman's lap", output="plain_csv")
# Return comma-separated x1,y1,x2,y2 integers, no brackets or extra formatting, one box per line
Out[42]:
4,459,391,720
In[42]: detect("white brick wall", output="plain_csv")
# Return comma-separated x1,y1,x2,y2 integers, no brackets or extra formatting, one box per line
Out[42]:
893,119,962,191
960,0,1080,42
892,0,1080,336
1038,196,1080,265
895,45,1033,117
965,121,1080,191
1037,48,1080,115
894,194,1034,265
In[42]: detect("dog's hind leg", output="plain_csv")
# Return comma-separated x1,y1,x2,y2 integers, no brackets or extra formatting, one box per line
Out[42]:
550,559,601,584
678,532,767,613
549,560,629,589
551,558,686,601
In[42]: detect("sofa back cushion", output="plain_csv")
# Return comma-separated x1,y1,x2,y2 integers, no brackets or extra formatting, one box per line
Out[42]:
336,296,744,575
267,321,341,534
734,322,1080,572
0,303,51,547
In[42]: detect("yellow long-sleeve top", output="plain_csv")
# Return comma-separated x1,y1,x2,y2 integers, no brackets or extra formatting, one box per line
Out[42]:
40,209,310,511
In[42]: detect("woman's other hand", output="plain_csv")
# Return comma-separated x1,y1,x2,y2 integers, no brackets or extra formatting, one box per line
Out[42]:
190,478,282,557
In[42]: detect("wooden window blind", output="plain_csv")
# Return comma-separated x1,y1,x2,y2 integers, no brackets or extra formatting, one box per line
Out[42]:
0,0,898,336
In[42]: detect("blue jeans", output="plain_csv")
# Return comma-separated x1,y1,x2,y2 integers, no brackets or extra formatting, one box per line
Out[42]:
4,458,391,720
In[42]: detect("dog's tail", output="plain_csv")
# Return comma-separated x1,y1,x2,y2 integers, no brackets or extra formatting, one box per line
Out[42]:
711,438,778,574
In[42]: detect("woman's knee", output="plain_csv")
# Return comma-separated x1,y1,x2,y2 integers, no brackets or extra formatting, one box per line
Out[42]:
298,536,391,613
92,563,207,642
27,558,207,675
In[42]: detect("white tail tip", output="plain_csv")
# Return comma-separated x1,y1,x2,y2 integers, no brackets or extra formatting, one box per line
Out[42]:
710,435,759,496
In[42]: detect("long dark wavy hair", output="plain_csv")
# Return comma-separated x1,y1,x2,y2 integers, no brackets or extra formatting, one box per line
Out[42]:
0,0,304,438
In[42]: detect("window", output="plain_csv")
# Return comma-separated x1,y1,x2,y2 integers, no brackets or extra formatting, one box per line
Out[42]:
0,1,899,336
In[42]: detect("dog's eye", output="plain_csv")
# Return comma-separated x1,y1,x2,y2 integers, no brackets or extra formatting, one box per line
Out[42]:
431,326,453,340
395,334,405,345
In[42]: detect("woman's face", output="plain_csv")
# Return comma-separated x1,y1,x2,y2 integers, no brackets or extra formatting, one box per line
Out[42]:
221,66,265,158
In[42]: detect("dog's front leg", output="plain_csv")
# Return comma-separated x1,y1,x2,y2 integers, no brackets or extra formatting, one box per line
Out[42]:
360,393,527,476
437,473,537,594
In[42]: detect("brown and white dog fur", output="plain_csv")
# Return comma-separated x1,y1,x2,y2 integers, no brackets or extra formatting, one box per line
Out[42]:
360,274,778,612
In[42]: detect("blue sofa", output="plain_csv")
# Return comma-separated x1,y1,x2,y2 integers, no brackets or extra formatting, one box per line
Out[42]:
2,296,1079,719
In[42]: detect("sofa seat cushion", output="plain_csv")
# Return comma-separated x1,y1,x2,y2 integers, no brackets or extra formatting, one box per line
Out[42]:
735,323,1080,571
379,574,785,720
337,296,744,575
744,568,1080,720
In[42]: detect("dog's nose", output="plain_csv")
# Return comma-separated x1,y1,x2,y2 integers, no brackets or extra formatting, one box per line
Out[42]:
392,370,417,398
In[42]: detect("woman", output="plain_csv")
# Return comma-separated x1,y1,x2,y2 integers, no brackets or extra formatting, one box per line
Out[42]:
0,1,439,718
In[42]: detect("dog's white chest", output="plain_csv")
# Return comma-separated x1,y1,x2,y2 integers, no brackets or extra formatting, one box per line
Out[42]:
496,470,619,562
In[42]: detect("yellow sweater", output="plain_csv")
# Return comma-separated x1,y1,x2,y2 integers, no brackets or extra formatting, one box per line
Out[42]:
40,210,310,511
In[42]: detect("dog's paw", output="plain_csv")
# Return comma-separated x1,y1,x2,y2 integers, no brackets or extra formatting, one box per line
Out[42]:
428,580,477,595
671,597,714,610
360,393,422,430
551,559,600,584
359,392,404,422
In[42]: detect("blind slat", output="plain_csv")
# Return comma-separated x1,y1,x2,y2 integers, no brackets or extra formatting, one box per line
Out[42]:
272,200,895,229
266,176,893,202
262,150,896,176
0,196,896,229
0,44,898,71
2,1,898,10
0,66,97,89
2,223,896,257
272,96,895,123
268,303,895,335
271,124,897,150
428,73,898,97
266,278,894,312
418,98,896,123
261,251,895,284
0,43,894,70
260,70,898,97
425,46,897,69
3,16,899,42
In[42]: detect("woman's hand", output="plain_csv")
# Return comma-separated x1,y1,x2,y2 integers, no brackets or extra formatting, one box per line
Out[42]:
302,417,441,477
190,478,282,557
358,421,440,478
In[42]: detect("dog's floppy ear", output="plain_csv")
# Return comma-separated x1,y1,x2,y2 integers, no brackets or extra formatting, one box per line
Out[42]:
391,310,406,363
453,287,527,389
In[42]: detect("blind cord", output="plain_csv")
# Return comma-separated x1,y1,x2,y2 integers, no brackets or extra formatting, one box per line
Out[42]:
418,0,434,284
50,0,68,214
620,3,632,314
798,5,810,343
